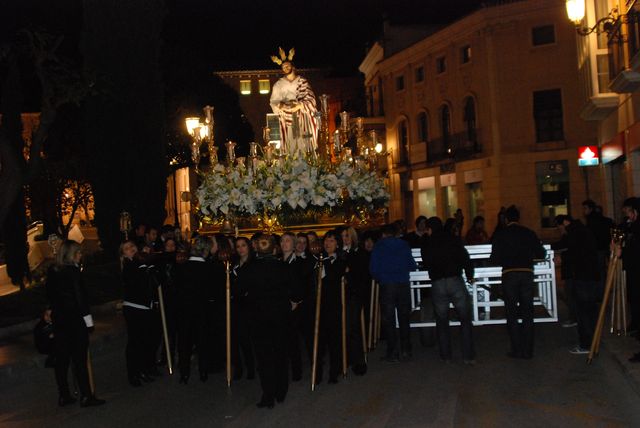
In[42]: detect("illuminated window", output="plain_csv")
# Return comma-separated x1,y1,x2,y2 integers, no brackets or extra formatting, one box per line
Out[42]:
240,80,251,95
259,79,270,94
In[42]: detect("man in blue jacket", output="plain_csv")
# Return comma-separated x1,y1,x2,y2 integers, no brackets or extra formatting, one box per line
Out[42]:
370,223,418,361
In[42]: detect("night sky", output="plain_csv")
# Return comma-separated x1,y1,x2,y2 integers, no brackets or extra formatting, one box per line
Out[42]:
2,0,483,74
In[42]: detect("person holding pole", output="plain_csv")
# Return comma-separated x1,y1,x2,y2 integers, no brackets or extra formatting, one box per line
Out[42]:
315,230,348,384
230,237,256,380
46,240,105,407
237,235,292,408
370,223,417,362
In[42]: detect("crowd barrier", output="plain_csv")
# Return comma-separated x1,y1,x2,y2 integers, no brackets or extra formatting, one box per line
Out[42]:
399,244,557,327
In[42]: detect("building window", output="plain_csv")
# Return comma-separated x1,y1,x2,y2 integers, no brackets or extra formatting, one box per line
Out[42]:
258,79,270,94
533,89,564,142
240,80,251,95
461,45,471,64
398,120,409,163
463,97,477,143
396,75,405,91
532,25,555,46
536,160,570,228
596,54,611,93
415,66,424,83
440,105,451,146
417,112,428,143
436,56,446,74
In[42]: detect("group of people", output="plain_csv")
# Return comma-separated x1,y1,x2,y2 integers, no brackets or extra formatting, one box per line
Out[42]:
45,197,640,409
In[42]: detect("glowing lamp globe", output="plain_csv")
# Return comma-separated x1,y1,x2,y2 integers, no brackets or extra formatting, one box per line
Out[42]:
185,117,201,136
566,0,585,24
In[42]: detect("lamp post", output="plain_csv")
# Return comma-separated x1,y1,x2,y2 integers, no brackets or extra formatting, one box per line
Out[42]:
565,0,619,36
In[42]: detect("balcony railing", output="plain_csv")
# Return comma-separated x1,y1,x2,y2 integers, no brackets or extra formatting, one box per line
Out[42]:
427,130,482,164
607,10,640,92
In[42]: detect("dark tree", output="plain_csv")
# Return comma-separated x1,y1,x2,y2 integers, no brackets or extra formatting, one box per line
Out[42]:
82,0,167,253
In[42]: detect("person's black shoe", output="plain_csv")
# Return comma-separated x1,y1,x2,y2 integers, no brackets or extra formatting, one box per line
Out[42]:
58,395,77,407
80,396,106,407
139,373,155,383
328,376,339,384
256,399,274,409
352,363,367,376
247,370,256,380
199,372,208,383
179,375,189,384
275,394,286,403
128,376,143,387
628,353,640,363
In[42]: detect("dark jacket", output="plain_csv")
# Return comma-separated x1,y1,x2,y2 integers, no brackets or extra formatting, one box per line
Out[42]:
177,257,224,305
404,231,428,249
370,237,417,284
46,264,90,322
319,254,347,312
563,220,600,281
585,212,613,252
623,219,640,273
490,223,546,271
422,232,474,282
122,257,157,308
345,247,371,302
237,255,292,318
282,253,313,303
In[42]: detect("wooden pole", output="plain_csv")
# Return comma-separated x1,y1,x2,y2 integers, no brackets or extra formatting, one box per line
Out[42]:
87,350,95,395
157,284,173,375
375,283,381,345
341,277,347,378
225,261,232,387
311,262,323,391
360,307,367,364
588,254,618,363
368,280,375,351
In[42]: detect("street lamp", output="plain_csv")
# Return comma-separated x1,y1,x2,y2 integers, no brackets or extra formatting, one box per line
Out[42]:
565,0,619,37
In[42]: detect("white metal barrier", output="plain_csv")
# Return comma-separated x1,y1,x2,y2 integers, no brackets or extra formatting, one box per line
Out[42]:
402,244,558,327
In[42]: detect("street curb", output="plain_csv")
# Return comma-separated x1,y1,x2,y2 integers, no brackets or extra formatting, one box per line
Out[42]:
0,300,121,341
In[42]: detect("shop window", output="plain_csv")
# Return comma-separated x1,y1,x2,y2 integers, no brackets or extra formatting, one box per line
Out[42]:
536,160,570,228
418,188,437,218
533,89,564,143
467,182,484,219
442,185,458,219
240,80,251,95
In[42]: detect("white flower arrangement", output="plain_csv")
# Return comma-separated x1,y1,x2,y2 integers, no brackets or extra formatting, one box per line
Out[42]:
196,157,390,222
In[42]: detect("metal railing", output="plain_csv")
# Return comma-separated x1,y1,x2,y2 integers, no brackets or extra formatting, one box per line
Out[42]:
397,244,558,327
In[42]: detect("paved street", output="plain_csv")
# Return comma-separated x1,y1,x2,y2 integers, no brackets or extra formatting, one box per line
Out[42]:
1,321,640,428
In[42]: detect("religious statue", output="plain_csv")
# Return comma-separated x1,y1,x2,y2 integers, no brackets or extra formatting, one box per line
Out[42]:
269,47,319,157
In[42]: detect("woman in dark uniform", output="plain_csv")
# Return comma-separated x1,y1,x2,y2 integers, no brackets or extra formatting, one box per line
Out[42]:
231,237,256,380
46,240,105,407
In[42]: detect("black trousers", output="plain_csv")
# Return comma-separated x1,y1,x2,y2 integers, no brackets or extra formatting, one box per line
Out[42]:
573,279,598,349
53,315,91,398
251,312,289,402
287,306,303,379
502,272,535,358
317,306,341,380
123,306,154,379
431,277,475,360
346,297,366,367
379,282,412,357
201,301,225,374
232,302,255,376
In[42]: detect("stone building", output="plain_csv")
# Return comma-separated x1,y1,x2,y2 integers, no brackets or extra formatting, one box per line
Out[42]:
570,0,640,221
360,0,602,240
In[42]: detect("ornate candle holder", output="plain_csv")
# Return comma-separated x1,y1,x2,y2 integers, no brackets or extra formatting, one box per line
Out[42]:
225,141,237,166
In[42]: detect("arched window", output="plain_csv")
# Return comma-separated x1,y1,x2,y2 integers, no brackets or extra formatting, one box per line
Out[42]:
417,112,428,143
398,119,409,163
440,105,451,145
464,97,477,143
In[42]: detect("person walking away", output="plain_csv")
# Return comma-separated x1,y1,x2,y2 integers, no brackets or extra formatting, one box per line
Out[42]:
46,240,105,407
621,198,640,338
237,235,292,408
582,199,613,301
370,223,418,362
422,217,476,364
490,205,546,359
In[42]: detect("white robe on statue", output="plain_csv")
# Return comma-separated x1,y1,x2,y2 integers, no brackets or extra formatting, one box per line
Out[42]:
269,75,318,157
